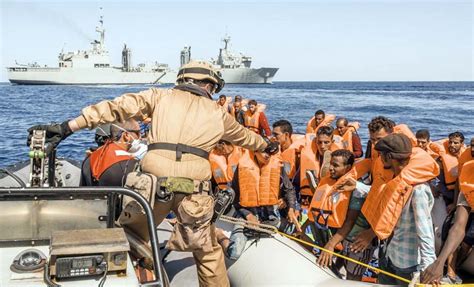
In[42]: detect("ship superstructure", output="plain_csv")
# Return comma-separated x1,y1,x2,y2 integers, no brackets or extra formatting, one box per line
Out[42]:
7,15,177,85
180,35,278,84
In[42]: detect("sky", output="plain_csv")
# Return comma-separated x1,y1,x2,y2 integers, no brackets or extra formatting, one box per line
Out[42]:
1,0,472,82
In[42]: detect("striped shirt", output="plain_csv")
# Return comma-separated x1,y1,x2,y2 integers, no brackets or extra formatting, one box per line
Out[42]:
386,183,436,271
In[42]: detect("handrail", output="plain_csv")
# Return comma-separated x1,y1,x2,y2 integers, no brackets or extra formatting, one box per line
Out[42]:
0,187,164,287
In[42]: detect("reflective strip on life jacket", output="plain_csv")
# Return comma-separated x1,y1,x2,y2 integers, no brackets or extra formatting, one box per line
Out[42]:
238,150,282,207
209,147,242,189
308,168,358,228
459,160,474,209
299,133,320,196
90,142,134,181
281,135,305,180
362,147,440,239
244,110,261,134
305,114,336,134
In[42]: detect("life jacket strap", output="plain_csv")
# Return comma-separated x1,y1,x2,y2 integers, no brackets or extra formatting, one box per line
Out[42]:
148,142,209,161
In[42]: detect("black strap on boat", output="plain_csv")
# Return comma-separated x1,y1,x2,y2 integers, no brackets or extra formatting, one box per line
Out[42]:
148,142,209,161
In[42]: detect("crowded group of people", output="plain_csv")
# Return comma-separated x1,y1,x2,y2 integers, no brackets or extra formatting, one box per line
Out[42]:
28,60,473,286
213,94,473,285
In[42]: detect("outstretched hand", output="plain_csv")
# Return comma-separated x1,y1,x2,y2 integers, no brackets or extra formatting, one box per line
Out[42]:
27,120,73,148
287,208,302,233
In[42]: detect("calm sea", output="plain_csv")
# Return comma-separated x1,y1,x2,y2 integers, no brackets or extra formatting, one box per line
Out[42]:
0,81,473,167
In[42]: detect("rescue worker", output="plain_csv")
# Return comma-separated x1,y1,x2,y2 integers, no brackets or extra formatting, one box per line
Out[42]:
272,120,304,194
243,99,272,136
415,129,442,159
334,117,363,158
223,149,300,260
436,131,465,210
209,140,243,190
369,134,437,285
315,149,374,281
421,159,474,284
229,95,245,125
27,60,278,287
306,109,336,134
80,120,139,187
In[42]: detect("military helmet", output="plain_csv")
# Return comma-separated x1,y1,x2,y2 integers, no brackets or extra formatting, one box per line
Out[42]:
176,60,225,93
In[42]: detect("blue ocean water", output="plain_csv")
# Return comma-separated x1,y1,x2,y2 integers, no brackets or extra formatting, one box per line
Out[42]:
0,81,473,167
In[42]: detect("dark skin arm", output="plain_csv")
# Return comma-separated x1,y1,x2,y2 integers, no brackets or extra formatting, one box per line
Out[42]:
350,228,376,253
317,209,359,267
420,205,470,284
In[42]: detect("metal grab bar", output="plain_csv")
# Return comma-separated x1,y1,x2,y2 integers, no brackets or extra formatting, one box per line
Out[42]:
0,187,164,287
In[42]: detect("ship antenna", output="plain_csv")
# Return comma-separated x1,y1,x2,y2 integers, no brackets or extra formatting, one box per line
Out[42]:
96,7,105,51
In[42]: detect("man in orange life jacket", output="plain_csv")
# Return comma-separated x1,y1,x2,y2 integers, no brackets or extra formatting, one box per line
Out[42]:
272,120,304,198
223,150,300,260
80,120,140,187
306,109,336,134
372,134,436,285
243,99,271,136
217,94,227,107
415,129,442,159
335,117,363,158
230,95,245,125
315,149,375,281
421,159,474,284
349,116,418,253
303,126,337,189
437,131,465,209
209,140,242,190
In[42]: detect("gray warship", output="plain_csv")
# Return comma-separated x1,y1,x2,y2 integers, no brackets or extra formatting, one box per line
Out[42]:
180,35,279,84
6,15,177,85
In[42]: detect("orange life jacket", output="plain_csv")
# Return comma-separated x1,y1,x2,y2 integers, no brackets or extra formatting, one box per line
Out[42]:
209,146,242,190
459,160,474,209
458,148,474,174
333,122,360,152
299,133,343,196
89,142,134,181
437,139,465,191
424,141,443,159
305,114,336,134
281,134,305,180
362,147,440,239
370,124,417,170
308,168,358,228
238,150,282,207
244,110,261,134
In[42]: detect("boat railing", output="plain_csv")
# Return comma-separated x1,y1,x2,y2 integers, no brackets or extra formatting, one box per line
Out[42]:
0,187,165,287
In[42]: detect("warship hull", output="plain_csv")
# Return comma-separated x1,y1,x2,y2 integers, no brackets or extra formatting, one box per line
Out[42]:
7,67,177,85
220,67,278,84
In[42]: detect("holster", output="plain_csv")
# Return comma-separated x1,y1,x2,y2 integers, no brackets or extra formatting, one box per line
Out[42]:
166,194,215,252
121,171,158,217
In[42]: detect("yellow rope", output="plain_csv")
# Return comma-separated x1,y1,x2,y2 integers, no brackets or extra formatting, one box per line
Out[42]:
219,215,411,284
276,230,412,284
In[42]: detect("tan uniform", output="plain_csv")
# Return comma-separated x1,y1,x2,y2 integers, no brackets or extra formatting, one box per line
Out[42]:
75,87,267,286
